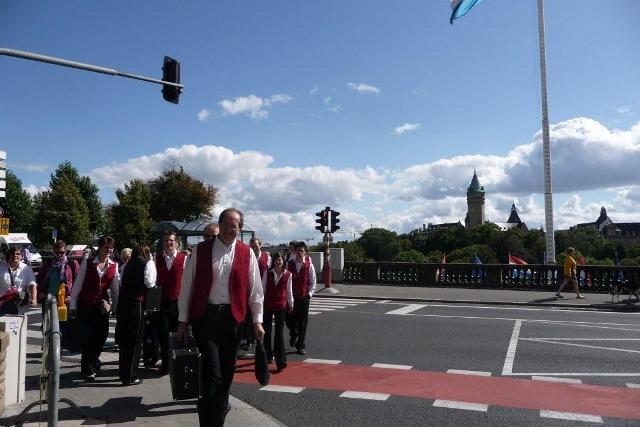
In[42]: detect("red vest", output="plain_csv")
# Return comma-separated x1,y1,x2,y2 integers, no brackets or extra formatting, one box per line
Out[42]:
156,251,186,302
78,260,117,307
257,252,269,278
264,270,290,312
288,257,310,300
188,239,250,324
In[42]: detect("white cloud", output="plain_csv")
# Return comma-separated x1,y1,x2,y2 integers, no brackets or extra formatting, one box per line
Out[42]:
394,122,421,135
218,94,293,119
309,86,319,95
348,82,380,95
24,184,48,196
87,117,640,241
615,105,632,115
197,109,210,122
323,96,341,112
10,162,49,173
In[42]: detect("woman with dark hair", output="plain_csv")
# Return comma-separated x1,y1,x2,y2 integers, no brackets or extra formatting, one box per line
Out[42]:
69,236,121,382
0,247,37,315
117,244,156,385
261,252,293,372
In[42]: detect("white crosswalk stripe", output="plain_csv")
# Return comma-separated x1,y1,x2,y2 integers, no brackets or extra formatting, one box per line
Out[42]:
308,297,371,316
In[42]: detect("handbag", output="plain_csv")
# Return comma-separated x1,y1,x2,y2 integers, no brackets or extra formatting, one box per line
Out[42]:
254,339,270,386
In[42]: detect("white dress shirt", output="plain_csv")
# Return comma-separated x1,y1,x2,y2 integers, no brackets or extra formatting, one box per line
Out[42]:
261,269,294,309
178,237,263,323
163,249,188,270
70,256,121,312
292,256,317,297
120,259,157,288
0,262,37,313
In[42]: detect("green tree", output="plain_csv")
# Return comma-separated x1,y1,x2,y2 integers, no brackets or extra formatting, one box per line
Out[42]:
148,167,218,222
447,244,497,264
0,170,34,233
393,249,427,263
50,161,104,235
107,179,154,248
33,176,91,247
357,228,402,261
332,241,368,262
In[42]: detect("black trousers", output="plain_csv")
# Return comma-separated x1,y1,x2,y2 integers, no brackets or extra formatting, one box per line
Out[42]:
192,305,241,427
158,299,179,372
116,298,144,383
263,309,286,369
287,296,310,350
77,303,109,376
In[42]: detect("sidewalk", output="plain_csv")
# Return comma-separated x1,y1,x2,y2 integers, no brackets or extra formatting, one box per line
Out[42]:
315,283,640,311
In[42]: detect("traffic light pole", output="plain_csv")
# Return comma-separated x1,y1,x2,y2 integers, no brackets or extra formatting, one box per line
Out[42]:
322,231,332,288
0,48,183,91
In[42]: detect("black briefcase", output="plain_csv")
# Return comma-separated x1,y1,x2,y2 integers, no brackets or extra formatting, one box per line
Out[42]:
169,332,201,400
144,287,162,313
254,340,270,386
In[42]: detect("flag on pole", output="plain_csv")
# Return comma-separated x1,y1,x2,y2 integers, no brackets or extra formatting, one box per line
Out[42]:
450,0,486,24
508,253,527,265
472,254,483,280
577,255,592,288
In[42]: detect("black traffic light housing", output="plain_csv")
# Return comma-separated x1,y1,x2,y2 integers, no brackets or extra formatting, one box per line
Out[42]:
330,210,340,233
162,56,181,104
315,209,328,232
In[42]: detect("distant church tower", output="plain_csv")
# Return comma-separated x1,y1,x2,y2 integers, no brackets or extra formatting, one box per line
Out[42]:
465,170,485,228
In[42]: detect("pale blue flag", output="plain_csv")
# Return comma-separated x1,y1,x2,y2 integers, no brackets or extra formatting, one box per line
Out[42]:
450,0,485,24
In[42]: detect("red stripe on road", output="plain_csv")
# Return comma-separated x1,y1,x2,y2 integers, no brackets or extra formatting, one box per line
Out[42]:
234,362,640,420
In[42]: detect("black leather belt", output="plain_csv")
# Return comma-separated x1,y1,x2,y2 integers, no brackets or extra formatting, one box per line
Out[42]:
207,303,230,312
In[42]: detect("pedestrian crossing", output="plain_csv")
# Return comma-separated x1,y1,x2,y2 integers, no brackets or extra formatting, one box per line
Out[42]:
309,297,373,315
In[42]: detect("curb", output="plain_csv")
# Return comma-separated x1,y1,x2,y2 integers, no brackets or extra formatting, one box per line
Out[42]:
314,293,640,312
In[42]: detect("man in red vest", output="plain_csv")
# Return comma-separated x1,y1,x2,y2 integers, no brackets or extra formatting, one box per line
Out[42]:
177,207,264,426
287,241,316,355
155,230,187,375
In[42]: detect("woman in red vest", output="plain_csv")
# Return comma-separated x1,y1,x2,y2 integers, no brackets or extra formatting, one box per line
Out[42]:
261,252,293,372
69,236,120,382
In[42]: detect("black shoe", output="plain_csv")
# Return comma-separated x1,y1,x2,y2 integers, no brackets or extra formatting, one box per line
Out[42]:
297,348,306,355
276,362,287,372
83,373,96,383
122,378,143,386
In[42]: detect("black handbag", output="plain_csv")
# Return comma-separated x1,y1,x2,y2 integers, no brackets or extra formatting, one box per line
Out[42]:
60,317,90,353
169,332,201,400
254,340,270,386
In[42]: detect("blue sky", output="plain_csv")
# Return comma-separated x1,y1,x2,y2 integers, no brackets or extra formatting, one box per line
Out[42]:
2,0,640,243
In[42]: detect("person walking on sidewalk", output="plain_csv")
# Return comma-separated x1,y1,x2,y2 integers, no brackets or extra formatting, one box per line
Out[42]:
556,247,585,299
286,241,316,355
155,230,187,375
0,247,37,315
69,236,121,382
117,244,156,385
177,207,264,426
262,252,293,372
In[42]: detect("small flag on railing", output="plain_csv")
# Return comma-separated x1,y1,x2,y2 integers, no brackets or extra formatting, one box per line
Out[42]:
508,253,527,265
577,255,592,287
436,254,446,282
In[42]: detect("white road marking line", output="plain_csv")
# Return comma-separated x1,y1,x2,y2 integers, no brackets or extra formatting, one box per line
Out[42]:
260,385,305,393
311,300,362,305
372,363,413,370
626,383,640,388
433,400,488,412
532,376,582,384
305,307,335,312
540,410,603,423
502,320,522,375
303,358,341,365
520,338,640,355
447,369,492,377
31,322,42,328
314,298,373,303
310,303,357,308
27,330,42,339
375,300,391,304
420,302,639,316
510,372,640,377
308,312,321,315
340,391,389,401
109,327,115,334
385,304,427,315
522,338,640,341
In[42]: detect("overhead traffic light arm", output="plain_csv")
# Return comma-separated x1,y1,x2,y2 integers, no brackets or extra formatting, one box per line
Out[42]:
0,48,183,103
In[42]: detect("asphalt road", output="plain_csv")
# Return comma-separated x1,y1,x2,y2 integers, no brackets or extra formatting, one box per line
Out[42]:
232,297,640,426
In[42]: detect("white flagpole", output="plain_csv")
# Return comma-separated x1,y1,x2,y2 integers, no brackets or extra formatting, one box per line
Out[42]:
536,0,556,263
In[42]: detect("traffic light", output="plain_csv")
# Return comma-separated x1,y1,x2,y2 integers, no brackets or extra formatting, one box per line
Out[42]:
162,56,181,104
315,209,328,232
330,210,340,233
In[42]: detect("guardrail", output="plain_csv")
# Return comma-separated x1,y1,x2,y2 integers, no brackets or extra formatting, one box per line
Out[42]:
342,262,639,292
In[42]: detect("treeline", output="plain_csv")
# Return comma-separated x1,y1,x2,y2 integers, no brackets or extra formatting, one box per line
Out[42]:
312,224,640,266
2,162,217,250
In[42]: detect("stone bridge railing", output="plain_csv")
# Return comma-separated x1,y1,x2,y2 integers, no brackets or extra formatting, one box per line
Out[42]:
342,262,639,292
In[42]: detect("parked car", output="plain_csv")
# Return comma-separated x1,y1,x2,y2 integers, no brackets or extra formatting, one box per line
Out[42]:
0,233,43,271
66,245,91,262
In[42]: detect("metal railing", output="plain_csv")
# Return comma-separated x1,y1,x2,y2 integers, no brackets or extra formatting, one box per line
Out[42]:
343,262,639,292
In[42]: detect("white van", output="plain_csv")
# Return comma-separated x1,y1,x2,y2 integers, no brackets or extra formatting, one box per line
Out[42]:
0,233,43,271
